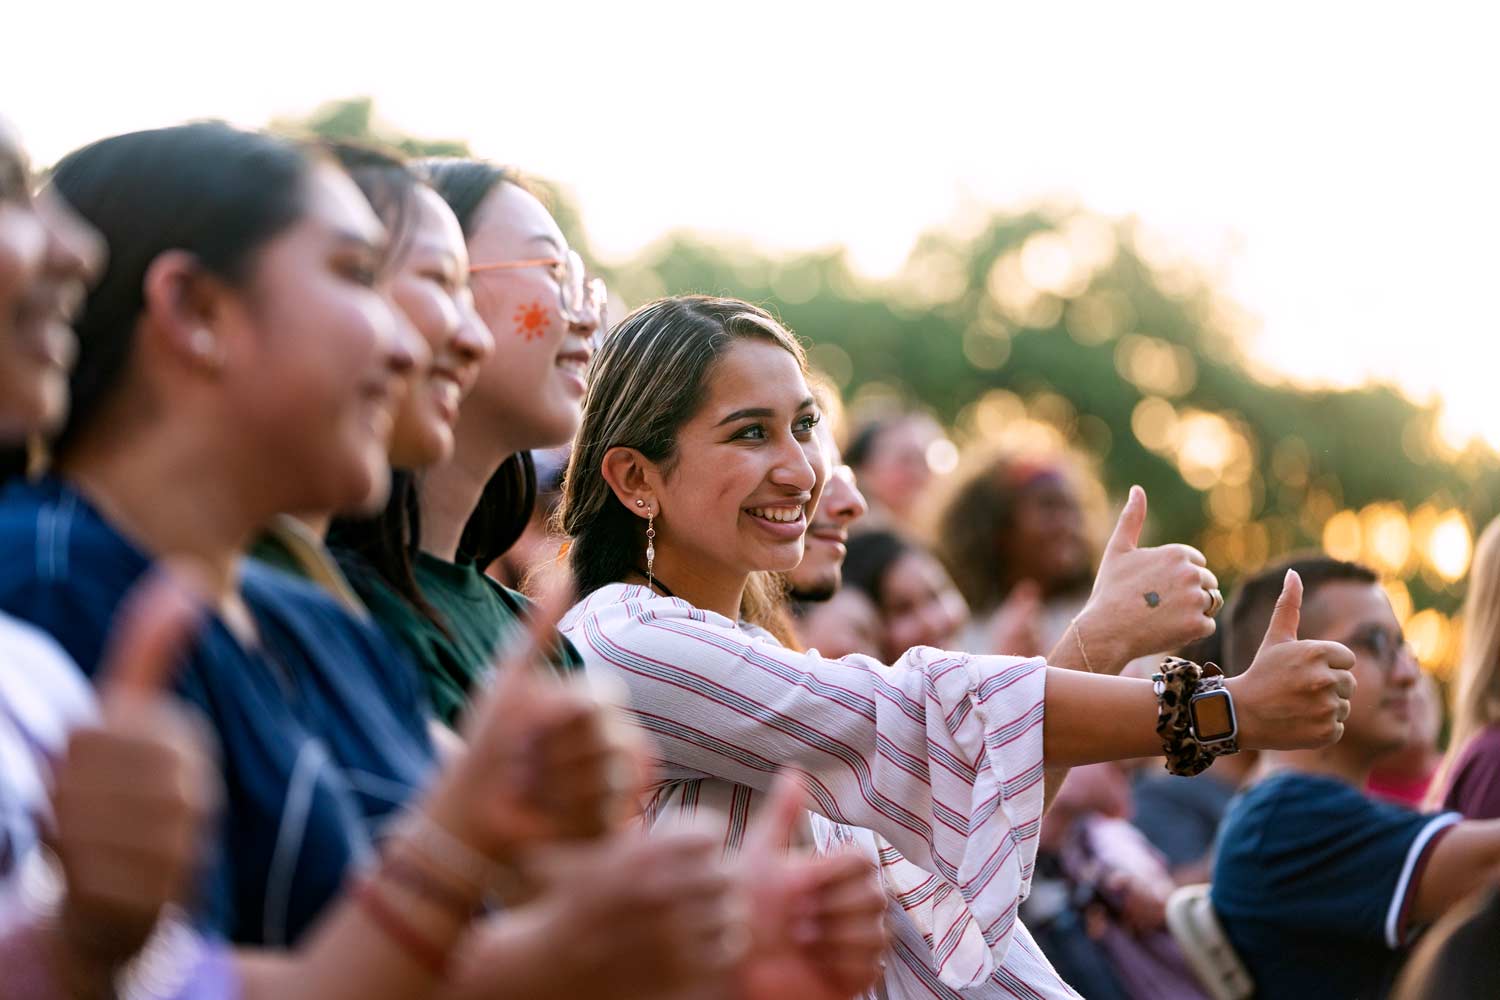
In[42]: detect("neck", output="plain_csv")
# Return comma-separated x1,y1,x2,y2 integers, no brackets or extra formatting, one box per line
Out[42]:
640,548,746,622
1260,740,1380,790
419,414,520,563
58,429,266,606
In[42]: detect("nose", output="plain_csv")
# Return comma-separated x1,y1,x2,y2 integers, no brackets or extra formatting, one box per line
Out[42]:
1390,646,1421,688
37,186,106,288
824,467,869,527
450,294,493,367
772,431,819,494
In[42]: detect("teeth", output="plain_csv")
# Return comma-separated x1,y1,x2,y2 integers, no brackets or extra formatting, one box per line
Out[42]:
557,358,587,375
748,506,804,523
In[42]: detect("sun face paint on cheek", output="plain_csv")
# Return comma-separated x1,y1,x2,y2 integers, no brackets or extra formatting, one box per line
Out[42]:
512,299,551,341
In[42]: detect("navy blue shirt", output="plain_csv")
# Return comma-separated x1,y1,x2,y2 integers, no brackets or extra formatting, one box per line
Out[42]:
1212,771,1460,1000
0,477,436,946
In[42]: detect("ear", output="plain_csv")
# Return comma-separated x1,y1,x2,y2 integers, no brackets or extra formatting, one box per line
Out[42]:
140,249,234,374
600,446,662,520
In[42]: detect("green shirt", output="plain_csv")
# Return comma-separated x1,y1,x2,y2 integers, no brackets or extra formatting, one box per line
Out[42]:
344,551,582,726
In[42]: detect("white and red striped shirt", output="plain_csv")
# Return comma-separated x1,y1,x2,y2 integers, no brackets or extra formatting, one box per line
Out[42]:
561,584,1080,999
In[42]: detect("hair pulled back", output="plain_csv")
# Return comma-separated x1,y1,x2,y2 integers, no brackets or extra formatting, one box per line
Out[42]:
557,295,806,634
45,122,313,461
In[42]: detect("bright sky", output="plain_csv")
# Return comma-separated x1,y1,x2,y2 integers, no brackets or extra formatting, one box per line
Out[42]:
7,2,1497,444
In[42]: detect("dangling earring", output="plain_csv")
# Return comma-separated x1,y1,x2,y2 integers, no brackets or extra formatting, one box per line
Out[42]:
645,510,657,590
635,498,657,590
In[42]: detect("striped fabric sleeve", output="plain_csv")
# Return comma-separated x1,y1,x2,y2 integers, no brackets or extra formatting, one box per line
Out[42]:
561,585,1050,991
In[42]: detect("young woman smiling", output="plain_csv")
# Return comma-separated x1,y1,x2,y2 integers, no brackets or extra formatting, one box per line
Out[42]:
558,294,1360,997
0,124,762,1000
347,159,602,727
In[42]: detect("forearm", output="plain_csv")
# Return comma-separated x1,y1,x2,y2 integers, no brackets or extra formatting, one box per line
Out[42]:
1043,623,1137,811
1042,668,1161,767
239,833,487,1000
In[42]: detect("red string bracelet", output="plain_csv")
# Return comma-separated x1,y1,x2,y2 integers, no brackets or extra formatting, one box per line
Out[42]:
353,877,450,978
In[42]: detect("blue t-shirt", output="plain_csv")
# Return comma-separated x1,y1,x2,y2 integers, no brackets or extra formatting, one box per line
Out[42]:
0,477,436,946
1211,771,1460,1000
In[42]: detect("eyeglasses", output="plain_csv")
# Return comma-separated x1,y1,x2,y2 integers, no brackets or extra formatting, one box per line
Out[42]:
469,248,607,328
1337,625,1416,676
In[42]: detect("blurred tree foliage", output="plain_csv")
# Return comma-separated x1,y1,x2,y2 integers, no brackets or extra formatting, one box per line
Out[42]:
281,98,1497,671
613,214,1500,658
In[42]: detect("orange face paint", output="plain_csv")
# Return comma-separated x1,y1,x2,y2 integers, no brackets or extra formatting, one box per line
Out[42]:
513,300,550,341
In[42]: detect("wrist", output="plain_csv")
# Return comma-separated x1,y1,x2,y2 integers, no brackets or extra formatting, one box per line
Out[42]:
1223,676,1259,750
1074,608,1129,675
420,780,518,868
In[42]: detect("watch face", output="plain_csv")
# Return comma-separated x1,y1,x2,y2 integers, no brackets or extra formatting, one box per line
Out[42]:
1192,690,1235,741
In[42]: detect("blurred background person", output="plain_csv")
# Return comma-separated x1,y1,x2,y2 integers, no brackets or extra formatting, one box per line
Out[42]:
844,409,944,530
1367,671,1443,809
784,373,878,657
840,528,969,661
932,448,1104,657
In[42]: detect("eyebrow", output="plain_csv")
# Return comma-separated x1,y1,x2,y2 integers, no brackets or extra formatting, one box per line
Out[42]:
333,229,386,256
528,233,565,253
714,397,817,427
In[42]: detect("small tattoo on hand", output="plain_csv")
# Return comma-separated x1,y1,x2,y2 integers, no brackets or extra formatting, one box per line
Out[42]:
1144,591,1161,608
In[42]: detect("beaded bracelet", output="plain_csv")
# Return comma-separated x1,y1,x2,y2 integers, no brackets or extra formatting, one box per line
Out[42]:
377,854,484,919
387,811,503,894
353,877,450,978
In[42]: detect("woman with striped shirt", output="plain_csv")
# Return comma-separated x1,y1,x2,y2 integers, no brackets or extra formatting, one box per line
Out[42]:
558,294,1359,999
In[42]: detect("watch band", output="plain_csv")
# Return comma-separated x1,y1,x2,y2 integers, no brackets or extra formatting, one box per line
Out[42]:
1153,656,1238,777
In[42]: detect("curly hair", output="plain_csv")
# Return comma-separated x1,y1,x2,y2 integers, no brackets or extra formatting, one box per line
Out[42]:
929,446,1103,614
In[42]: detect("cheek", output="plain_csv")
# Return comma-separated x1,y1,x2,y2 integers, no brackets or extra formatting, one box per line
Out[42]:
0,212,44,310
510,298,555,341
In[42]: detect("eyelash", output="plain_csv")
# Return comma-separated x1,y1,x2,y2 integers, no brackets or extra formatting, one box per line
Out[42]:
732,414,821,442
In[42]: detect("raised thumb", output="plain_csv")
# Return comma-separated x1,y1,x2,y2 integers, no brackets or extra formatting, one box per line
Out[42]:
1261,569,1303,648
744,771,807,860
98,565,205,703
1106,485,1147,554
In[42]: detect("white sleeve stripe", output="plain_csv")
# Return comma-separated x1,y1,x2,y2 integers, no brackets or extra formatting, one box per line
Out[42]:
1384,811,1462,948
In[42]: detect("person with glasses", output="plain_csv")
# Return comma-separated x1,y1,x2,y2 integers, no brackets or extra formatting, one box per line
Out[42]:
1212,554,1500,1000
336,158,604,728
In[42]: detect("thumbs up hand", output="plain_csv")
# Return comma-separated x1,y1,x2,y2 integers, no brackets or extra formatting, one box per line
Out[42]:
1072,487,1220,671
1226,570,1356,750
49,565,221,969
736,775,889,1000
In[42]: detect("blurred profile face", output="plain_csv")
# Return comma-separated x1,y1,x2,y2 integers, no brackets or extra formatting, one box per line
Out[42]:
1004,473,1091,590
787,419,868,601
462,183,598,452
387,186,492,468
798,587,883,658
0,122,104,440
229,163,408,514
1305,580,1420,758
856,414,940,521
649,339,826,583
877,547,969,658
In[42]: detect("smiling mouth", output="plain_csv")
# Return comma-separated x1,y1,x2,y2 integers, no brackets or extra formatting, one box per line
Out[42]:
746,504,806,524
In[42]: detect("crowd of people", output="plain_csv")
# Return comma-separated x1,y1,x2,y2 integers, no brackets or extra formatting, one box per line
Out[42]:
0,114,1494,1000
